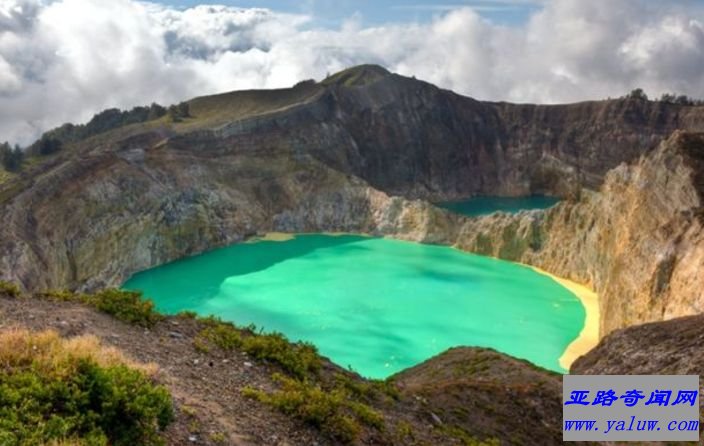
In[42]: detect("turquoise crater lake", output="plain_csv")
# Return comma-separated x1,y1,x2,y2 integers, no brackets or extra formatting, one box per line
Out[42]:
123,235,585,378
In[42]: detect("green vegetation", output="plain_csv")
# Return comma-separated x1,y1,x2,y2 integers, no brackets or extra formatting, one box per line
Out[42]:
659,93,704,106
0,280,21,298
7,286,397,443
626,88,649,101
193,317,391,443
167,102,191,122
333,373,400,403
194,317,320,379
0,142,24,172
184,84,320,129
208,432,226,444
37,136,62,155
242,332,320,379
624,88,704,106
0,329,173,446
394,420,415,443
176,310,198,319
27,103,167,156
38,289,163,328
243,373,384,443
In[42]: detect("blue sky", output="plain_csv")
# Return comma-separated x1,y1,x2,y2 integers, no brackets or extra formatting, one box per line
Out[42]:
156,0,541,26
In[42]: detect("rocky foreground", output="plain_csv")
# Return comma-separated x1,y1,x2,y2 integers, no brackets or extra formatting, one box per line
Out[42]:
0,289,567,446
2,288,701,445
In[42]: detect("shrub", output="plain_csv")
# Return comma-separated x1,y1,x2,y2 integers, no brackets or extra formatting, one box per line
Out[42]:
394,420,415,443
168,102,190,123
38,136,63,155
196,322,242,351
627,88,648,101
39,289,163,328
194,318,320,379
0,143,23,172
334,373,400,402
349,401,385,429
0,329,173,446
27,103,170,156
176,310,198,319
243,374,374,443
0,280,21,298
86,289,163,327
241,332,321,379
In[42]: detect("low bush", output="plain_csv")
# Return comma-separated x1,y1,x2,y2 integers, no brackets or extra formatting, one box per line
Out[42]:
243,373,383,443
0,280,21,298
40,289,163,328
241,332,320,379
334,373,400,402
86,289,162,327
195,319,242,351
194,318,320,379
0,329,173,445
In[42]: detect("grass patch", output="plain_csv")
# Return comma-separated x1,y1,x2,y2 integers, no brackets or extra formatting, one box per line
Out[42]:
0,167,15,184
0,329,173,446
333,373,400,403
243,373,385,443
195,318,242,352
0,280,21,298
394,420,415,443
39,289,163,328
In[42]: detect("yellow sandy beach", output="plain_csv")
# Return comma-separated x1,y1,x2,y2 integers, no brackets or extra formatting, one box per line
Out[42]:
530,266,600,371
248,231,368,242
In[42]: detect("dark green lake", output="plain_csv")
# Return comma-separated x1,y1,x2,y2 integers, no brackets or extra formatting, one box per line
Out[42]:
123,235,584,378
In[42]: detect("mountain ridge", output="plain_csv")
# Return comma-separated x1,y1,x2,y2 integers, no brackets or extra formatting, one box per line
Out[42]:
1,66,704,335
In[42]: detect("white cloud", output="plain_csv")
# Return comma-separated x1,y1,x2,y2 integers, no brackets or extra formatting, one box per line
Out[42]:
0,0,703,145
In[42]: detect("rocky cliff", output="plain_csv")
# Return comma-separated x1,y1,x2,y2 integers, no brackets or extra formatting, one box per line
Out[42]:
571,312,704,376
434,132,704,336
369,131,704,336
1,65,703,339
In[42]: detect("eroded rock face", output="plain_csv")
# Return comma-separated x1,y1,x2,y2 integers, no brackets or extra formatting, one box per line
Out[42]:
405,132,704,337
311,73,704,200
393,347,565,445
571,312,704,375
0,67,703,340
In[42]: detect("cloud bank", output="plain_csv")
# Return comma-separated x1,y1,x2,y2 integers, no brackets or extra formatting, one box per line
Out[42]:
1,0,703,144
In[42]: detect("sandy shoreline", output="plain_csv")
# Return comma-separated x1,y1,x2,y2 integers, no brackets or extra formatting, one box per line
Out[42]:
529,266,600,372
248,231,368,242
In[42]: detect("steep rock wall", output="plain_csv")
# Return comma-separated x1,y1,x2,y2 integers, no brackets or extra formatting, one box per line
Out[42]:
385,132,704,336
